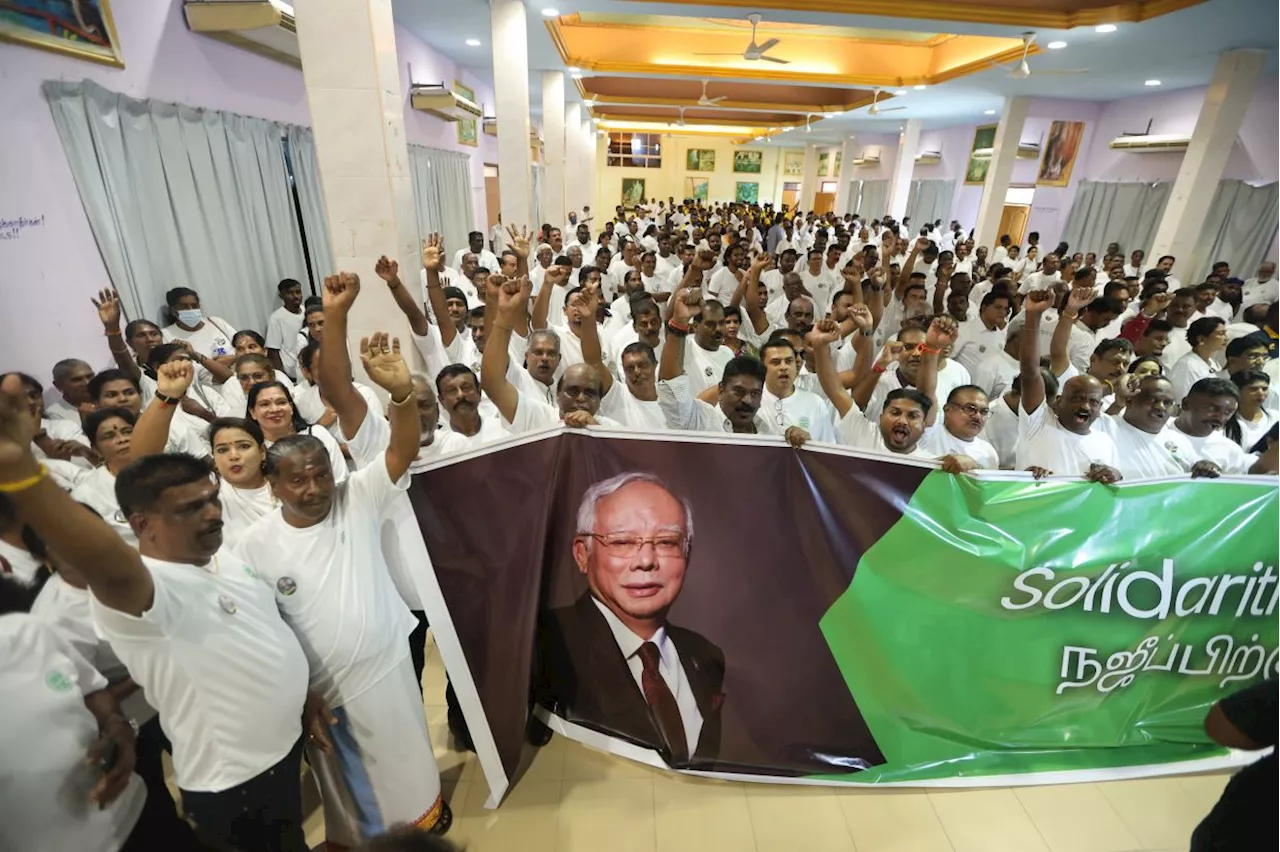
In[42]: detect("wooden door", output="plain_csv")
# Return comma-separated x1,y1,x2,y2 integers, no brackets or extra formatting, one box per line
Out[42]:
813,192,836,215
484,164,500,230
998,204,1030,245
782,187,800,209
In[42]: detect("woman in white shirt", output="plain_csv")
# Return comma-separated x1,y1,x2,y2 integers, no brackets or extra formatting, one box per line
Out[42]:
70,408,138,545
1168,316,1227,402
246,381,349,483
1225,368,1276,452
160,287,237,362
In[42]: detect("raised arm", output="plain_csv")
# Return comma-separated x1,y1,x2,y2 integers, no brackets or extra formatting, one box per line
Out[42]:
531,263,563,331
740,255,772,335
808,318,853,418
1049,285,1092,377
900,236,927,283
917,316,957,427
576,283,612,394
931,263,954,317
377,255,429,337
318,272,369,440
1019,290,1054,414
657,288,701,381
131,360,194,457
0,379,153,615
358,332,417,481
422,234,458,348
481,276,530,423
506,225,531,278
93,289,140,380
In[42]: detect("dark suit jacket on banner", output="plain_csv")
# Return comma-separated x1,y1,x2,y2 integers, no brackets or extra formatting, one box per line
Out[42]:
538,593,725,767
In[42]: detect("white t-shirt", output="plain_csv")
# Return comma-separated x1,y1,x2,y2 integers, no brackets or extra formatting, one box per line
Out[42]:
1096,416,1200,480
656,375,780,435
264,424,349,485
217,479,276,548
89,550,309,793
0,538,44,585
220,369,295,418
163,316,237,360
706,266,742,305
684,342,735,398
1168,352,1218,402
71,467,135,546
0,614,146,852
265,306,305,379
234,459,417,709
1236,409,1278,452
759,386,838,443
971,349,1018,399
920,424,999,469
866,360,972,419
980,395,1020,469
1015,403,1119,476
836,406,932,459
503,390,622,433
599,381,667,431
1169,421,1256,474
952,318,1007,376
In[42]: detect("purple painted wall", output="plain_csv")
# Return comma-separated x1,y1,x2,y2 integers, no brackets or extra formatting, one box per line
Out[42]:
0,0,495,378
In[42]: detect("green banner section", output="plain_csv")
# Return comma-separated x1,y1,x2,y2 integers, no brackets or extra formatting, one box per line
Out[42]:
821,475,1279,783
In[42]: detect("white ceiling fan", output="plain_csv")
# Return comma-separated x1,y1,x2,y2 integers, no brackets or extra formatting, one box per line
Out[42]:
697,80,727,106
866,88,905,116
693,13,790,64
671,106,687,127
1001,32,1089,80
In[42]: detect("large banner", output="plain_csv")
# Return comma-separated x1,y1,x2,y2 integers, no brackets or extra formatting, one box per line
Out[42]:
407,428,1279,805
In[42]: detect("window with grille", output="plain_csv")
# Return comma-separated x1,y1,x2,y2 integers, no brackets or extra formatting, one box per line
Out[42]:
606,133,663,168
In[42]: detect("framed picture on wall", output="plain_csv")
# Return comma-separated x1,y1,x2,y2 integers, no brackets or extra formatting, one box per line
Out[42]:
964,125,997,185
833,151,842,178
0,0,124,67
817,152,830,177
733,150,763,174
686,149,716,172
684,176,709,201
454,81,478,147
783,151,804,177
735,181,759,204
622,178,646,207
1037,120,1086,187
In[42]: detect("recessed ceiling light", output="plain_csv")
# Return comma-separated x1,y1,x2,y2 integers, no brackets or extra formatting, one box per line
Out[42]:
583,99,595,106
913,84,927,90
1145,79,1162,86
1095,24,1117,33
894,89,908,96
571,73,582,79
823,112,835,118
1047,41,1067,49
984,109,996,115
541,8,560,17
567,66,580,73
465,38,481,46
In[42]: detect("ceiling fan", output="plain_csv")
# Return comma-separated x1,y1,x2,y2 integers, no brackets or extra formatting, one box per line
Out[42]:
693,13,790,64
697,80,727,106
1001,32,1089,80
672,106,687,127
866,88,905,116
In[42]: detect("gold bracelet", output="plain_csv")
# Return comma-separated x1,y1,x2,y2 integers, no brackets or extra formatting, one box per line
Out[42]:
388,390,417,407
0,464,48,494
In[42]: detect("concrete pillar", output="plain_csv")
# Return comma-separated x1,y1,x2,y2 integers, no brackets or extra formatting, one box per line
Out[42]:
541,72,566,229
886,119,922,221
584,119,598,220
564,102,582,223
295,0,413,369
973,96,1030,251
835,135,857,216
490,0,532,226
1151,50,1266,278
800,142,818,211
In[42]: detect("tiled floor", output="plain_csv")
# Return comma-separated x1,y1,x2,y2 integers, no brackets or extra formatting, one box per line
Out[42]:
301,634,1231,852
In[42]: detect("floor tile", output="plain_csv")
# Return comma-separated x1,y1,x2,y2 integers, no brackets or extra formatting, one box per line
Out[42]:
1177,771,1232,814
561,738,660,781
421,646,449,707
1096,777,1207,849
746,785,857,852
928,788,1051,852
452,776,561,852
653,773,757,852
425,703,475,798
558,777,656,852
838,788,954,852
520,733,568,781
1015,784,1142,852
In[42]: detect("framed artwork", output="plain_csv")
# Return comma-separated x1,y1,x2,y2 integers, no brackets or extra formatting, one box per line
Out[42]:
964,124,998,185
833,151,842,178
733,150,763,174
454,81,478,147
817,152,830,177
686,149,716,172
1,0,124,67
683,176,709,201
735,181,759,204
783,151,804,177
1037,120,1087,187
621,178,646,207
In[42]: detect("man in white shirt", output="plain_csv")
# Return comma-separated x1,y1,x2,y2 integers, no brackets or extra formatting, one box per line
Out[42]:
1240,261,1277,313
529,244,554,294
706,244,747,306
0,415,312,851
1015,291,1121,481
951,291,1013,375
1018,253,1062,294
1123,250,1146,280
1154,254,1182,290
756,334,837,443
490,215,508,255
1097,375,1219,480
1169,377,1275,474
46,358,95,423
920,384,1000,468
452,231,499,275
265,279,305,380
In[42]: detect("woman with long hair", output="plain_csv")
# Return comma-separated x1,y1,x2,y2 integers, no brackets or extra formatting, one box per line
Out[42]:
1224,368,1276,450
1127,356,1165,381
246,380,348,482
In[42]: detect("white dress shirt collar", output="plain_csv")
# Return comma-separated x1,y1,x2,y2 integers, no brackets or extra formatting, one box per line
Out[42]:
590,595,673,669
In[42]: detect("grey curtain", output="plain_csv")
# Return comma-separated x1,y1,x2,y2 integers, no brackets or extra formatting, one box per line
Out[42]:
1059,181,1172,260
530,163,545,230
856,180,890,220
407,144,475,265
904,179,956,229
285,126,335,284
43,79,308,332
1196,181,1279,283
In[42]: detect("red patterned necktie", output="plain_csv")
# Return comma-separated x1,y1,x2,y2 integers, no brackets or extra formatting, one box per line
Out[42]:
637,641,689,763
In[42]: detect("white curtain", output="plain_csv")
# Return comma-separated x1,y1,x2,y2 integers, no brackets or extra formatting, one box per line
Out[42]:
1059,181,1172,260
407,144,475,264
285,125,335,284
530,163,545,230
904,179,956,229
1196,181,1279,283
856,180,890,220
43,79,308,332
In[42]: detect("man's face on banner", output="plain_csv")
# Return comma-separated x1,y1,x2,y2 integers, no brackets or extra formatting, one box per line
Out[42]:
574,481,690,636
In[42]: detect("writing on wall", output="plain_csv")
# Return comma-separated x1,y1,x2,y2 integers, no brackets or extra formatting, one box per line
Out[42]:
0,216,47,241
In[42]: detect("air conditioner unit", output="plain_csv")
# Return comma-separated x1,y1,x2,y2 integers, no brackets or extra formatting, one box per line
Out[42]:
853,154,880,167
915,151,941,165
410,84,483,122
970,142,1041,161
183,0,298,67
1108,133,1191,153
482,116,498,137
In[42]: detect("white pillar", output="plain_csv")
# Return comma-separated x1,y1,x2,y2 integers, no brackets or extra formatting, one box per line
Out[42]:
490,0,532,226
800,142,819,211
564,101,582,222
540,73,566,230
835,135,856,216
886,119,922,222
973,96,1031,251
1151,50,1266,278
584,119,597,220
295,0,414,370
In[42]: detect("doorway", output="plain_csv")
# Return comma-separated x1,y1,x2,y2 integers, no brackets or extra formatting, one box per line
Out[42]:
484,164,500,230
781,182,800,210
998,204,1030,245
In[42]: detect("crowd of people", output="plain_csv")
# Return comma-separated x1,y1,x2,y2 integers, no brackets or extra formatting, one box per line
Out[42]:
1,196,1277,851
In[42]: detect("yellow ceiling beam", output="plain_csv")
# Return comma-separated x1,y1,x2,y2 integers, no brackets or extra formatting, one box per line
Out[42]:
582,93,880,115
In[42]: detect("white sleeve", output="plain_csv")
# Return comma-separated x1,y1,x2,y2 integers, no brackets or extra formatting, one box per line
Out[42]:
346,454,410,514
27,618,110,696
90,564,182,639
836,406,879,448
505,390,559,433
305,426,350,484
265,311,285,349
655,376,701,431
344,405,392,469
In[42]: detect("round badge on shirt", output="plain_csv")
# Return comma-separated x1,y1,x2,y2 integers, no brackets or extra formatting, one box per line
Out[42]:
218,594,238,615
705,366,714,377
277,577,298,596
